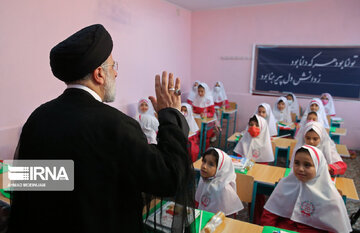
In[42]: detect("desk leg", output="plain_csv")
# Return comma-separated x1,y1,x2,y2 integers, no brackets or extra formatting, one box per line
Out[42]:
224,115,230,152
202,123,208,154
198,123,205,159
218,112,224,148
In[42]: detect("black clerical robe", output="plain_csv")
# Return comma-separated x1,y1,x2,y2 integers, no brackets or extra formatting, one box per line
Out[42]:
7,88,190,233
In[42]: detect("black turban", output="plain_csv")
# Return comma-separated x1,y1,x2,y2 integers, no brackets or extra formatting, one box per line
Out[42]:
50,24,113,83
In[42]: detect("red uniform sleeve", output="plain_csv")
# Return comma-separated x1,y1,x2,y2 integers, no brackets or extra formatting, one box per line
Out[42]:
187,99,193,105
329,161,347,175
261,209,280,227
206,105,215,118
192,106,203,115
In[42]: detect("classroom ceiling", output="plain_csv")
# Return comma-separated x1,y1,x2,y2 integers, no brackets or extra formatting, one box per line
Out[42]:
165,0,309,11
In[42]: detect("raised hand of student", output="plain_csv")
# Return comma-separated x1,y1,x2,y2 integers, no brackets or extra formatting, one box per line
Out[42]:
149,71,181,112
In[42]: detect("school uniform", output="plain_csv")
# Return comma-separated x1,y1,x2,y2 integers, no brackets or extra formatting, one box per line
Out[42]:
192,82,215,118
262,145,351,233
136,98,159,144
181,103,200,162
195,148,243,215
292,121,347,175
212,81,229,108
300,98,330,129
285,92,300,117
187,80,200,105
273,96,292,123
255,103,278,136
321,93,336,116
234,114,274,163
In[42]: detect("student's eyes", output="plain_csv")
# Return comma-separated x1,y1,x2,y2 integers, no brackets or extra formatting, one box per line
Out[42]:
209,162,215,167
294,161,299,165
304,163,312,168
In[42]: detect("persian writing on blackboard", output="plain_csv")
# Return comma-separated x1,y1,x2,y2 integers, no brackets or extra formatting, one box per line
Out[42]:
259,52,359,86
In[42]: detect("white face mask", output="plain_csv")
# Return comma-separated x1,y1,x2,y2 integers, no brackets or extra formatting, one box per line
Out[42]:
287,99,293,105
214,86,220,93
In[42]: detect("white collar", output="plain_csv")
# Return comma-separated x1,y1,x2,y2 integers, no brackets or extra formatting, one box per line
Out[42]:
67,84,102,102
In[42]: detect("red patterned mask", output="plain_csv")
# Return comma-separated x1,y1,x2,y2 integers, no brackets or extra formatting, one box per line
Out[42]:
248,126,260,137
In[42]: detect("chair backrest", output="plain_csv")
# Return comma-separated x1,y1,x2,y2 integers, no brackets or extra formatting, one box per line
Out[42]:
235,173,254,203
291,113,297,123
288,140,298,163
228,102,237,110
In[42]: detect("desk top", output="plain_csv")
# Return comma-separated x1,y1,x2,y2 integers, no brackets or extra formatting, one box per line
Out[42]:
0,173,10,204
214,218,263,233
247,164,286,185
336,144,350,157
227,132,242,143
326,127,347,136
222,109,237,114
271,137,297,149
189,131,197,138
278,122,296,130
335,177,359,201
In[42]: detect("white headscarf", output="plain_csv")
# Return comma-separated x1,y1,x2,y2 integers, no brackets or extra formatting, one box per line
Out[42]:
195,148,244,215
255,103,278,136
285,92,300,116
135,98,159,144
300,98,329,129
273,96,292,123
265,145,351,233
187,80,200,103
138,114,158,144
321,93,336,116
291,121,343,167
234,115,274,162
181,103,199,133
212,81,228,104
136,98,156,118
192,82,214,108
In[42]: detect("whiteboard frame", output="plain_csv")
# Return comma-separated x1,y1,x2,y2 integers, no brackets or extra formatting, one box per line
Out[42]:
250,44,360,101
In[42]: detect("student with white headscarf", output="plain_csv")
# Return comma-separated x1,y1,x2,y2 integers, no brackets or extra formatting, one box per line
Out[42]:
273,96,292,123
181,103,200,162
291,121,347,176
234,114,274,163
136,98,159,144
321,93,336,116
256,103,278,136
300,98,329,129
187,80,200,105
262,145,351,233
196,148,244,215
212,81,229,109
192,82,215,118
285,92,300,117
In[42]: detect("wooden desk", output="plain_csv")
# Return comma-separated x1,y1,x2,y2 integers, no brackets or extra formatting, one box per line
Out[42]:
218,107,238,151
189,131,197,138
194,160,285,185
271,137,297,149
196,117,217,156
330,127,347,136
0,173,10,204
214,218,263,233
278,122,296,130
247,164,286,185
227,132,242,143
335,177,359,201
336,144,350,157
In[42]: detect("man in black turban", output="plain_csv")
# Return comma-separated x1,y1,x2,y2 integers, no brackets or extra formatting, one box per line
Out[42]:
8,24,195,233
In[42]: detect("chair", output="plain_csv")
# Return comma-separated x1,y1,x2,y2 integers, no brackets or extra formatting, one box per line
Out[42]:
218,102,237,151
235,173,255,222
272,139,297,167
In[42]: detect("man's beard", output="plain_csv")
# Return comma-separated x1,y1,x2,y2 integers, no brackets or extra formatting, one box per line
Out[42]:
103,70,116,103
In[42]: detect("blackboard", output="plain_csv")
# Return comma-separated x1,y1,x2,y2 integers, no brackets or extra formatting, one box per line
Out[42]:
251,45,360,100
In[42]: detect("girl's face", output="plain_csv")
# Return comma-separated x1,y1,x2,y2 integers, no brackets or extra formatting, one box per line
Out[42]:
200,154,217,179
249,120,259,128
304,130,320,147
181,106,188,116
277,101,285,111
310,103,319,112
215,82,220,87
140,102,149,113
293,152,317,182
307,114,318,122
258,106,267,118
286,95,294,101
321,95,329,101
198,86,205,97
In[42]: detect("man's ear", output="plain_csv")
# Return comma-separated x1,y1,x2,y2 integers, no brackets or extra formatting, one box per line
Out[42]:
93,67,106,85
